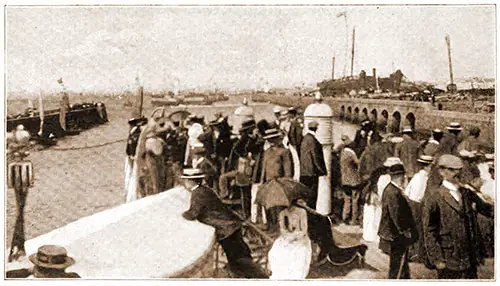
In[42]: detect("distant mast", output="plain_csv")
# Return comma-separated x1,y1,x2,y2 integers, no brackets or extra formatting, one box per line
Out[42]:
350,26,356,77
445,34,457,93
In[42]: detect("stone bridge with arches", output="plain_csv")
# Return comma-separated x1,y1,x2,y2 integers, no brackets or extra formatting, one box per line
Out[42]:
252,93,495,141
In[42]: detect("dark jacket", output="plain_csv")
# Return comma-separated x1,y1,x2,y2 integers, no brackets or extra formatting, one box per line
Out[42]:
378,182,418,244
288,118,303,150
422,184,493,271
395,135,421,178
300,133,327,177
439,132,462,155
126,126,143,157
228,134,259,172
183,185,241,241
260,144,294,183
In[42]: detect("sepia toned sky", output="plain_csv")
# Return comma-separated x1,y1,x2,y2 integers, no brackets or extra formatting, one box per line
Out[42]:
6,5,495,94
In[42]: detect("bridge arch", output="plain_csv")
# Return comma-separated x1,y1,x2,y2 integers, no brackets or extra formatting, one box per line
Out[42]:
346,106,352,121
370,108,377,124
353,107,360,124
361,107,368,122
391,111,402,133
405,112,416,130
378,109,389,132
340,105,345,119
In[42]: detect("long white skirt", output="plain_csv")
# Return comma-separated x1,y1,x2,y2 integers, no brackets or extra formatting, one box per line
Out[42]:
124,157,138,203
268,235,312,279
289,145,301,182
250,183,267,224
362,203,381,242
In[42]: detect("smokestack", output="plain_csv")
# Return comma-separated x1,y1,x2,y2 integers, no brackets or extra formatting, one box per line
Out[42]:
332,56,335,80
373,68,379,90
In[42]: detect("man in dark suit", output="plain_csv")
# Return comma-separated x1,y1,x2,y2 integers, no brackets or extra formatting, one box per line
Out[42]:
422,154,493,279
440,122,463,155
227,119,258,172
395,126,421,180
378,163,418,279
181,168,268,278
300,121,327,209
287,107,303,157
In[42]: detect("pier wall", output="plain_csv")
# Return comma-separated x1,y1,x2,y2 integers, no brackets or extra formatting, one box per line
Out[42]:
252,94,494,142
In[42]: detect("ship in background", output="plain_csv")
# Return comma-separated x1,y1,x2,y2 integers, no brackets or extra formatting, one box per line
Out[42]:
316,26,494,113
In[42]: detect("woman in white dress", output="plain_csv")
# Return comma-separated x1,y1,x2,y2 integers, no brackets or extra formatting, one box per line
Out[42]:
268,200,312,279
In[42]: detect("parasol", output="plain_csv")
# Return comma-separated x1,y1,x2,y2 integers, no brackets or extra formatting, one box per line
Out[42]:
255,177,309,209
168,110,191,123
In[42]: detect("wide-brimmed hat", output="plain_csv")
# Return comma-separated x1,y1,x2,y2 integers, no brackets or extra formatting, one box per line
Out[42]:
383,157,403,167
180,168,206,179
417,155,434,165
388,164,405,175
446,122,463,131
29,245,75,270
263,128,282,140
438,154,464,170
239,119,256,132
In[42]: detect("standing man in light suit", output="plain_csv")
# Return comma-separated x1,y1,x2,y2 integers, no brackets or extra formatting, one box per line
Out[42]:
299,121,327,209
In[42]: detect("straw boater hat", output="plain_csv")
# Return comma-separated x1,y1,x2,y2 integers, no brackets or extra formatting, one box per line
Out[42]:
180,168,206,179
273,106,282,114
432,128,443,135
29,245,75,270
446,122,463,131
263,128,282,140
402,126,413,133
437,154,464,170
417,155,434,165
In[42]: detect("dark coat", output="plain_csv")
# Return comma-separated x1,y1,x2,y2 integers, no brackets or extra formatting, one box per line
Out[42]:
227,134,260,172
288,118,303,151
260,144,294,183
300,133,327,177
439,132,461,155
126,126,143,157
422,184,493,271
359,142,392,181
183,185,241,241
378,182,418,244
395,135,421,178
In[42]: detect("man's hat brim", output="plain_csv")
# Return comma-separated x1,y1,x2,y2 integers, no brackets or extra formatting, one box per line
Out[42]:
29,253,76,270
180,174,206,179
263,133,282,140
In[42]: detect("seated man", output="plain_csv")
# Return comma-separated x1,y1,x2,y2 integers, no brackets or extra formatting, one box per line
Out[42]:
181,168,268,279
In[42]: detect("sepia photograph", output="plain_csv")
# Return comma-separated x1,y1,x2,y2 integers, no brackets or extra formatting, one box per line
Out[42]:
4,3,496,280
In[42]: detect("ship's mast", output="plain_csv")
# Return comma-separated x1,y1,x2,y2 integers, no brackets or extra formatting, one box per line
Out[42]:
350,27,356,77
445,34,454,85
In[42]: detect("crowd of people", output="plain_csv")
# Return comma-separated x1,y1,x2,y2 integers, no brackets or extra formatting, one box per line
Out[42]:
122,98,495,279
337,119,495,279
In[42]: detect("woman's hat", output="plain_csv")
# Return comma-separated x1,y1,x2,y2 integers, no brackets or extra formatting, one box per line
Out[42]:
388,164,406,175
383,157,403,167
263,128,282,140
417,155,434,165
29,245,76,270
239,119,256,132
446,122,463,131
180,168,206,179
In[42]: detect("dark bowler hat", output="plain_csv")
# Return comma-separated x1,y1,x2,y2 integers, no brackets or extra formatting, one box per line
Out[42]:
29,245,76,270
239,119,256,132
417,155,434,165
288,107,297,115
263,128,282,140
128,116,148,126
180,168,205,179
388,164,405,175
209,116,226,126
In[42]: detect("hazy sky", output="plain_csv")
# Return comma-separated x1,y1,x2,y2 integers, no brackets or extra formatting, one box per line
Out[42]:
6,5,495,94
